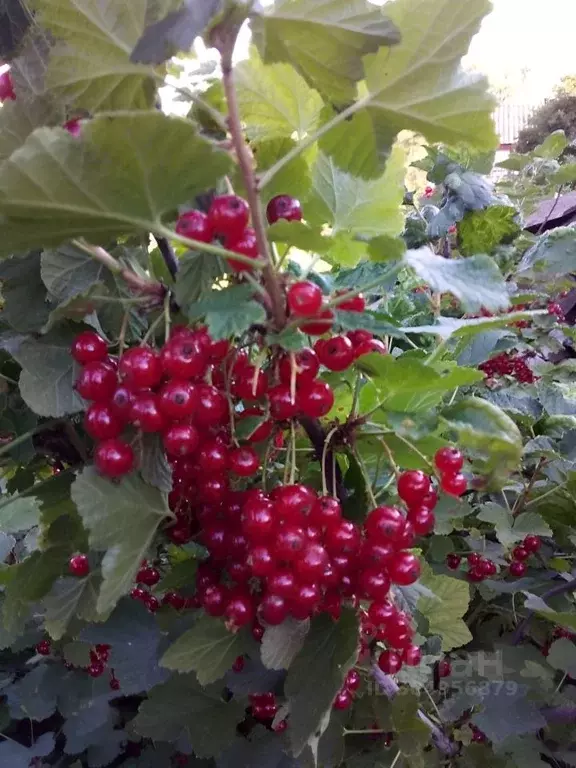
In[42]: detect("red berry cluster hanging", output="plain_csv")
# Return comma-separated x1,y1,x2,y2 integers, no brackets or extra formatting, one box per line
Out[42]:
465,553,497,582
508,534,541,578
333,668,361,710
434,447,468,498
479,352,536,384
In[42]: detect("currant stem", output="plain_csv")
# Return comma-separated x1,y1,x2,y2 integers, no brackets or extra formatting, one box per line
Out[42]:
73,240,162,295
220,42,287,331
379,437,400,480
155,225,267,271
351,445,378,508
326,263,403,310
154,235,179,280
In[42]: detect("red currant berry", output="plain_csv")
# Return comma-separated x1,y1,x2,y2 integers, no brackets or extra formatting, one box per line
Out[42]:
368,599,397,627
0,71,16,102
161,338,208,379
278,348,320,384
225,228,259,272
434,447,464,474
94,438,134,478
345,669,361,692
365,506,406,544
309,496,342,528
175,210,213,242
480,558,497,577
383,615,413,649
387,551,421,586
36,640,51,656
232,367,269,400
208,195,250,238
274,526,306,562
440,472,467,497
357,567,391,601
287,281,323,317
75,361,117,402
71,331,108,364
324,520,362,556
266,195,303,224
130,394,166,433
158,380,198,421
232,655,245,673
299,309,334,336
362,540,395,567
315,335,355,372
471,727,487,743
266,569,298,600
290,582,321,619
136,566,160,586
438,659,452,678
274,719,288,733
268,384,298,420
294,543,330,583
225,594,255,628
259,593,289,626
109,385,136,423
406,505,435,536
354,338,388,357
164,591,186,610
88,661,105,678
509,560,527,578
523,535,541,553
333,688,353,710
377,649,403,675
229,446,260,477
467,567,485,583
445,554,462,570
397,471,432,505
249,545,276,577
84,403,122,440
272,483,317,521
197,439,229,474
119,346,162,389
163,424,200,457
347,330,373,347
402,645,422,667
297,379,334,418
336,292,366,312
131,586,147,601
467,553,482,567
195,385,228,427
202,585,228,617
512,546,529,562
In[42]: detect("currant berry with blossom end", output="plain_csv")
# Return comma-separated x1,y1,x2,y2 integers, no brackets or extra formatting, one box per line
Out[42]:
440,472,467,497
397,471,432,506
175,210,213,243
266,195,303,224
72,331,108,364
434,447,464,474
36,640,51,656
208,195,250,238
523,535,541,553
287,281,323,317
377,649,403,674
69,554,90,577
94,439,135,478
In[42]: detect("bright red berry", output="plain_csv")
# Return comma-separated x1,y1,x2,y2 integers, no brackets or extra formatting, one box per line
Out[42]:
315,335,355,372
229,446,260,477
163,424,200,457
324,520,361,556
345,669,361,692
309,496,342,528
297,379,334,418
195,385,228,426
407,505,435,536
136,566,160,586
523,535,541,553
467,567,485,583
71,331,108,364
445,554,462,570
357,567,391,601
36,640,51,656
365,506,406,544
291,582,321,619
197,439,230,474
69,554,90,577
119,346,161,389
287,281,323,317
294,543,330,583
208,195,250,238
479,558,497,576
0,71,16,101
266,195,303,224
402,645,422,667
434,447,464,474
225,594,255,628
440,472,467,497
512,546,529,562
397,471,432,505
377,649,403,674
232,367,269,400
175,210,213,243
336,292,366,312
109,385,136,423
333,688,353,710
225,228,259,272
272,483,317,522
268,385,298,420
202,585,228,617
509,560,527,578
259,593,288,625
367,599,397,627
75,361,117,402
94,438,134,478
158,380,198,421
438,659,452,678
88,661,105,678
278,348,320,384
354,338,388,357
387,551,421,586
299,309,334,336
161,338,208,379
130,394,166,433
84,403,122,440
274,526,306,562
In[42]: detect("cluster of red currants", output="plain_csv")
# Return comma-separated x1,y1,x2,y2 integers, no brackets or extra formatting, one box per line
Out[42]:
0,70,16,102
479,351,536,384
36,639,118,689
129,560,165,614
507,535,541,578
333,668,362,710
434,447,468,497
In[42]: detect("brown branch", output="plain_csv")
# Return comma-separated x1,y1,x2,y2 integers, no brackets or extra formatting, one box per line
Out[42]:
299,416,345,501
74,240,164,296
218,33,287,331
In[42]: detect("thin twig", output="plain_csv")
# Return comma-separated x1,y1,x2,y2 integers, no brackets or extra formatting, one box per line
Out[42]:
74,240,162,295
155,236,179,280
511,456,546,517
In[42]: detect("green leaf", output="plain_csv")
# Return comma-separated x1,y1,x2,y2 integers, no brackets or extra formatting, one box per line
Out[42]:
236,48,324,142
35,0,164,112
254,137,314,205
41,244,107,306
404,249,509,313
268,220,332,253
187,285,266,341
419,568,472,651
11,328,86,418
0,733,54,768
367,234,407,263
71,467,169,613
361,0,497,152
496,154,531,172
285,608,359,756
261,617,310,670
475,503,552,548
252,0,400,105
323,233,368,268
0,90,64,163
441,397,523,481
547,638,576,678
306,147,406,238
139,433,173,493
458,206,520,256
357,354,483,413
550,162,576,185
131,0,221,65
44,573,102,640
518,227,576,278
161,615,251,685
534,130,568,159
390,690,431,756
173,250,226,314
0,496,41,533
132,674,244,757
157,558,198,592
0,112,232,255
0,252,51,333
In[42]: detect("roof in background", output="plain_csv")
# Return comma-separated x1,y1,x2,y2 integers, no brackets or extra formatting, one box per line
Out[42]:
524,190,576,231
494,103,538,145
